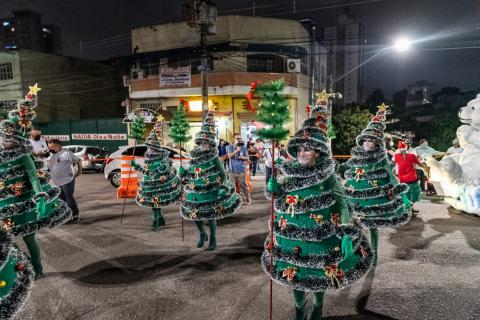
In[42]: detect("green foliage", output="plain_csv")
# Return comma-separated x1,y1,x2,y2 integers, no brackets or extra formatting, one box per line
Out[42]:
255,79,291,141
169,102,192,144
129,116,146,141
332,105,372,155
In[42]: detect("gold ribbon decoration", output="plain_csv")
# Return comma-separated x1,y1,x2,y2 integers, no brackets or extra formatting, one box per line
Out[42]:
278,216,288,230
324,264,345,288
282,266,298,282
194,167,202,179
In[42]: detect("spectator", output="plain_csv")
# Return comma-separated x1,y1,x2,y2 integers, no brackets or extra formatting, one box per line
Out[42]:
447,138,463,154
279,144,289,160
29,129,50,170
414,139,436,192
384,135,395,161
255,139,265,172
248,140,259,176
48,139,82,222
394,141,427,213
262,143,281,184
226,133,251,204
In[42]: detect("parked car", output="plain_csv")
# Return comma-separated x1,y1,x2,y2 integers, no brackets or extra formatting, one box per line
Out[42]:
63,145,109,173
104,145,191,188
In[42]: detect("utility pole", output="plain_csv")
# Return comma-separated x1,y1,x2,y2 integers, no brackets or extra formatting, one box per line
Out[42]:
300,19,316,105
184,0,217,114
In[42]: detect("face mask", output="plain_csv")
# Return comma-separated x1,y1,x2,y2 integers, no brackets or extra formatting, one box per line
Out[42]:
422,142,428,147
389,140,394,147
49,149,57,154
33,135,41,141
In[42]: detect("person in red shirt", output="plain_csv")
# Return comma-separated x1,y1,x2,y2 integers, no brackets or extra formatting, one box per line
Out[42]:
394,141,427,213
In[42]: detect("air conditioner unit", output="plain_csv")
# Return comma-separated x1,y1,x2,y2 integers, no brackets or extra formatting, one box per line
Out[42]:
287,59,301,73
130,68,144,80
122,75,131,87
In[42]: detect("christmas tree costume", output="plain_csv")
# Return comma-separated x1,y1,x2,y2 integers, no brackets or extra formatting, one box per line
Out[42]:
344,105,411,265
0,84,72,278
133,118,181,231
0,228,34,319
180,111,241,250
262,93,373,320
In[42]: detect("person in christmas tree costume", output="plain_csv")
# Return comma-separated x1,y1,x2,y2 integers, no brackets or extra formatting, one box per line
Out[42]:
0,84,72,280
132,117,181,231
344,104,411,266
0,227,34,319
179,111,241,251
262,91,374,320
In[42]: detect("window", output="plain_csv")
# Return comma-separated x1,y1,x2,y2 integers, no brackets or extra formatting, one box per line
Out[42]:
0,100,17,112
247,54,285,73
122,146,147,156
0,63,13,81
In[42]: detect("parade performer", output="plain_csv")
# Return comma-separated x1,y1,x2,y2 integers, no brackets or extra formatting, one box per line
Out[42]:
0,84,72,280
262,92,373,320
179,111,241,250
344,104,411,265
132,117,181,231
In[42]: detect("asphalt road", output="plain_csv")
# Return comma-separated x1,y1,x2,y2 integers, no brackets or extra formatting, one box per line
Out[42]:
14,174,480,320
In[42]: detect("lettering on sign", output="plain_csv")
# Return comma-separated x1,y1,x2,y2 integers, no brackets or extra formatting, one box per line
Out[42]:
160,66,191,88
43,135,70,141
72,133,127,141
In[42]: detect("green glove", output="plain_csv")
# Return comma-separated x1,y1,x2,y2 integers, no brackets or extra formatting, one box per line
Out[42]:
131,160,137,167
274,158,284,165
178,166,186,176
267,179,279,193
341,235,353,257
36,197,46,217
217,188,227,200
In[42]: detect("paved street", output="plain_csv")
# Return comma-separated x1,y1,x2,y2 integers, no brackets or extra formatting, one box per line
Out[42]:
14,174,480,320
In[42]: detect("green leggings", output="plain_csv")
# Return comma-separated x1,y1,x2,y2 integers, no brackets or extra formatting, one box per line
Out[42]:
23,233,43,275
293,290,324,319
194,220,217,239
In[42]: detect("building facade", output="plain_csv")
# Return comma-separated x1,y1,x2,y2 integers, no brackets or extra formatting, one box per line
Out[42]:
0,48,125,121
0,10,62,54
323,11,366,105
125,15,327,150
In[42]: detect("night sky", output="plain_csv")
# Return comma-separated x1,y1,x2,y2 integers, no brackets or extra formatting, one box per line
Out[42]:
1,0,480,97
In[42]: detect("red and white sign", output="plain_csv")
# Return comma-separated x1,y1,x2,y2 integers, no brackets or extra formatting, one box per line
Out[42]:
72,133,127,141
43,135,70,141
160,66,191,88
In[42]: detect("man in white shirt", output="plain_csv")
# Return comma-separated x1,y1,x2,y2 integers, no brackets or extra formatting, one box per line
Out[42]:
447,138,463,154
29,129,49,170
48,139,82,222
262,144,282,184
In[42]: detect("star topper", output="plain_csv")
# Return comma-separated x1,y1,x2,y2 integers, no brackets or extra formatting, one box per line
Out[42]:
28,83,41,96
156,114,165,123
377,103,390,112
315,90,334,104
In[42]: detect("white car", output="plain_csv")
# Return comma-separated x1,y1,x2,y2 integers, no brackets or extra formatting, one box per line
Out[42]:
104,145,191,188
63,145,108,173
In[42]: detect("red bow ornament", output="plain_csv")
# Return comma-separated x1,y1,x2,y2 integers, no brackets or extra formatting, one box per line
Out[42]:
285,195,299,217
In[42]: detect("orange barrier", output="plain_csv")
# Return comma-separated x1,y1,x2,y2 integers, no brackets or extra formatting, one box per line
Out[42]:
116,156,138,198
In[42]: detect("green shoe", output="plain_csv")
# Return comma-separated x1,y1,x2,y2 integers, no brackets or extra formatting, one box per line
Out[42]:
207,236,217,251
158,216,166,226
197,233,208,248
293,303,307,320
310,306,322,320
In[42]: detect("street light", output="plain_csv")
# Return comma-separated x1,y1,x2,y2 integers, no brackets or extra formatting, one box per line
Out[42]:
393,37,412,52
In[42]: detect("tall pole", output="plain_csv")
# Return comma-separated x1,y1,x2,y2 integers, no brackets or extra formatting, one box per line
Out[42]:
200,24,209,114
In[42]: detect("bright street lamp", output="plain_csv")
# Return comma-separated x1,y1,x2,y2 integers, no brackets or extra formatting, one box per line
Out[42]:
393,37,412,52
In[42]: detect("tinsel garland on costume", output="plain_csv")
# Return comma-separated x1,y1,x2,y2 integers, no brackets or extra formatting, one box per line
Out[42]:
181,111,241,221
344,107,411,229
0,228,34,319
261,92,373,292
262,238,373,292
